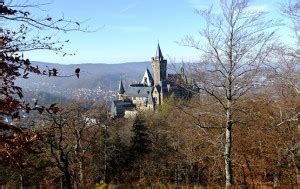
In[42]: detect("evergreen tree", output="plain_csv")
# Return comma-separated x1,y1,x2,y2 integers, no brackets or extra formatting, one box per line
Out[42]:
130,114,151,161
108,133,130,183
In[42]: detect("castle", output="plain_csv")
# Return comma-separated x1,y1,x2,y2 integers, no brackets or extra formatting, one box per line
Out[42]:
110,44,190,118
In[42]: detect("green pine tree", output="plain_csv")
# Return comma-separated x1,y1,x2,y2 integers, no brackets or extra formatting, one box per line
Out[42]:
130,114,151,161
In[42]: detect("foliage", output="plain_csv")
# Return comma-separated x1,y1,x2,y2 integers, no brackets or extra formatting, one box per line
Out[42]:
0,0,299,188
130,113,151,161
179,0,279,187
0,0,85,176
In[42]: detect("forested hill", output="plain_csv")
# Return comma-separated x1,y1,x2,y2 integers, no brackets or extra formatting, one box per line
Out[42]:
16,61,156,102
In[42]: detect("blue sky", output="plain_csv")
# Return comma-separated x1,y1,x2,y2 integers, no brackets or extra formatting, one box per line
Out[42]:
19,0,293,64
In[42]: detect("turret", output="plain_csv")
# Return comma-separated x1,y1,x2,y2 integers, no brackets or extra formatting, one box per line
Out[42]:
151,43,167,85
118,79,125,100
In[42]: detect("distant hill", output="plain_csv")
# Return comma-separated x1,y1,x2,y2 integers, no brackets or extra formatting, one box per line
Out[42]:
16,61,171,102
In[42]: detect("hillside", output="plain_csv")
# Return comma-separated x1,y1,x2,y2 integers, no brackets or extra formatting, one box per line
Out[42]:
17,61,155,102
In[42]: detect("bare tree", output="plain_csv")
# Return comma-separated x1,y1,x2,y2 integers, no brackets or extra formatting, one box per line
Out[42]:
282,0,300,49
276,0,300,93
41,103,103,188
180,0,278,187
0,0,84,166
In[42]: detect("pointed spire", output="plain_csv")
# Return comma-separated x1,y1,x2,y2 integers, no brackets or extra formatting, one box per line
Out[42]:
155,43,163,60
118,79,125,94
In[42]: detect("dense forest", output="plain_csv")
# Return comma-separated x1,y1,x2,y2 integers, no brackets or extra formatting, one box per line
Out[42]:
1,95,299,188
0,0,300,188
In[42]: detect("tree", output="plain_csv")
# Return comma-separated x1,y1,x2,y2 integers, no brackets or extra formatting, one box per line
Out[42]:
41,103,102,188
129,113,151,181
130,114,151,160
274,0,300,95
282,0,300,49
180,0,277,187
0,0,82,166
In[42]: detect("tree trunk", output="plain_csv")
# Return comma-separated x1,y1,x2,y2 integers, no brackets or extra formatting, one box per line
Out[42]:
63,172,72,189
79,159,84,187
273,174,280,188
225,107,233,188
61,177,63,189
104,124,108,183
61,157,72,189
20,175,23,189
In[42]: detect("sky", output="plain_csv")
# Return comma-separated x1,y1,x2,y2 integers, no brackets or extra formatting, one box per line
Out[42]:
9,0,295,64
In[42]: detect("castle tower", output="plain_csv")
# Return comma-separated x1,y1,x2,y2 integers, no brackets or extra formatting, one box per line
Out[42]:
151,43,167,86
118,79,125,100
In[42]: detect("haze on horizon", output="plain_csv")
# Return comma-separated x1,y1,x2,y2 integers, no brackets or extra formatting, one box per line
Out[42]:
18,0,293,64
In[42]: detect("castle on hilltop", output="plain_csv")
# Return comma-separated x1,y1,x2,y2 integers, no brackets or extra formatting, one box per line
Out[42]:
110,43,191,118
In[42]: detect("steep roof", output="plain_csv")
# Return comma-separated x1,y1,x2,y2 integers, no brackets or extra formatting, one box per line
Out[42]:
155,43,164,60
118,79,125,94
141,69,154,86
124,86,153,97
113,100,134,108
